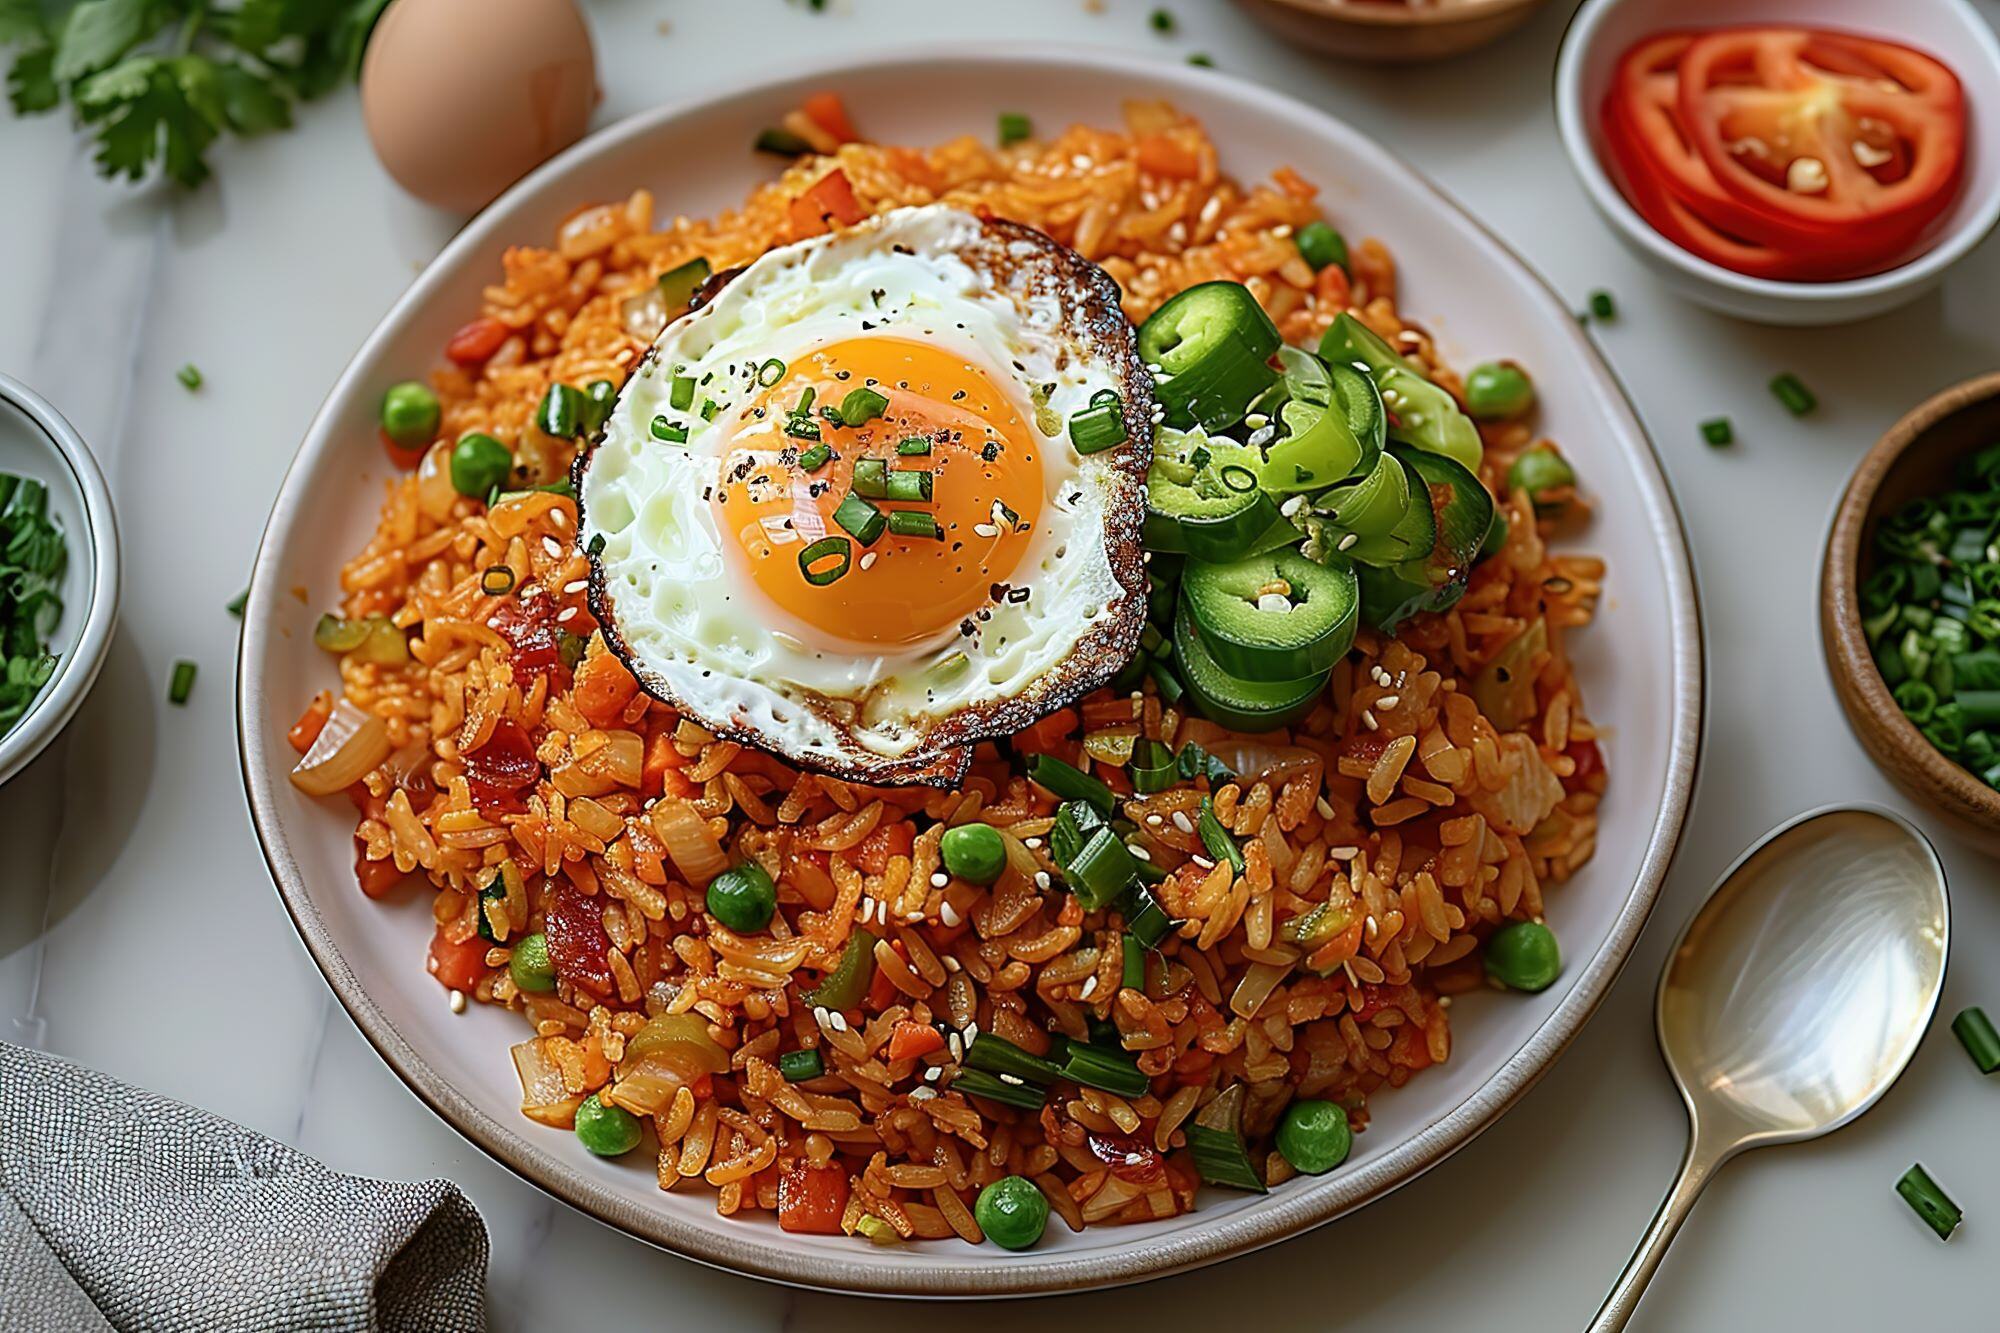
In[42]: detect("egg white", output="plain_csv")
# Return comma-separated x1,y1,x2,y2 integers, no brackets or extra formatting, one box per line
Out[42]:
578,205,1151,783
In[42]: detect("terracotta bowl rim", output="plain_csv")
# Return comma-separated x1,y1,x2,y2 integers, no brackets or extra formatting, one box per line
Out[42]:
1249,0,1547,30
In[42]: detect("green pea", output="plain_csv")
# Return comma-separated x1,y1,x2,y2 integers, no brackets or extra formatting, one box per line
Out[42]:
707,863,778,933
451,433,513,497
380,381,441,446
1465,361,1535,421
1484,920,1561,992
1506,446,1576,515
1275,1099,1351,1174
583,379,619,434
509,933,557,993
573,1093,643,1156
940,823,1007,885
975,1175,1049,1251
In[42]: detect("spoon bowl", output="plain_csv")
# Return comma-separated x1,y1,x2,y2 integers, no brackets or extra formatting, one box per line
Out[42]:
1592,805,1949,1330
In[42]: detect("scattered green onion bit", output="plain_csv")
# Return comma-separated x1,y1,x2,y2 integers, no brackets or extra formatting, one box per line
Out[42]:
1294,221,1348,273
833,492,887,546
1198,796,1244,872
1065,827,1140,910
1024,753,1116,815
755,128,814,156
176,364,203,391
1770,372,1816,416
1128,737,1179,794
1588,289,1616,320
670,374,696,411
1068,399,1128,454
777,1049,824,1083
1177,741,1234,783
839,386,890,427
658,257,712,310
1121,931,1146,992
1700,417,1734,447
757,358,787,387
1896,1163,1962,1241
797,442,833,472
853,458,889,499
651,416,689,444
888,511,942,540
897,435,933,456
1151,7,1175,32
998,112,1032,147
700,399,720,421
480,565,517,597
785,415,822,441
884,470,934,503
1124,886,1177,950
226,588,249,617
798,535,852,586
538,383,584,439
168,659,197,705
1952,1006,2000,1074
581,379,618,434
1187,52,1214,67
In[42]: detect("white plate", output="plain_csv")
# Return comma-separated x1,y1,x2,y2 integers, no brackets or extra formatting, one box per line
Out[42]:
237,46,1702,1297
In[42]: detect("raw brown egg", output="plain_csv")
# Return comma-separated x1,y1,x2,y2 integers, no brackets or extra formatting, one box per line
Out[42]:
361,0,599,213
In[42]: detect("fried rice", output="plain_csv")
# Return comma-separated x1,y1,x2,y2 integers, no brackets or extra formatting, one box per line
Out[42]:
297,100,1606,1244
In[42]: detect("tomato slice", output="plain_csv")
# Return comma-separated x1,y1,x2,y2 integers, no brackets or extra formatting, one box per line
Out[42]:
1675,28,1963,244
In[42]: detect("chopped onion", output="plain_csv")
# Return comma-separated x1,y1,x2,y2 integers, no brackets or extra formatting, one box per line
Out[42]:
415,441,458,521
648,799,728,887
1229,960,1293,1020
1206,738,1320,787
289,699,391,796
512,1037,583,1128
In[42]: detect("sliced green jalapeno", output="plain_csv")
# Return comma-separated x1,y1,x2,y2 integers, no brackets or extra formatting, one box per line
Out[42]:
1356,447,1496,632
1144,433,1285,562
1320,313,1481,474
1253,347,1383,495
1136,281,1281,434
1179,547,1358,682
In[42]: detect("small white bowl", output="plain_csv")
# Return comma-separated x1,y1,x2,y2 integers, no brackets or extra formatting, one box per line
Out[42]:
1556,0,2000,326
0,374,119,787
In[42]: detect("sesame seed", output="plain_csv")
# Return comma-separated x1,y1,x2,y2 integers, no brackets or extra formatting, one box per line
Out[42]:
1244,413,1269,430
1129,844,1151,862
1316,797,1335,819
940,900,961,927
1337,533,1359,551
943,955,961,972
1272,224,1293,239
448,989,466,1013
1376,694,1401,710
947,1034,964,1061
1192,854,1214,870
1329,845,1360,860
555,607,577,623
910,1086,938,1102
924,1066,942,1082
1024,837,1042,850
562,579,588,595
859,551,878,571
1034,871,1052,890
973,523,999,538
829,1011,849,1032
1364,915,1377,938
541,536,563,558
1280,495,1306,518
858,896,876,922
1146,813,1163,826
966,1022,979,1044
1438,996,1452,1009
998,1072,1025,1086
1362,709,1378,730
1080,975,1098,999
931,872,950,888
1172,811,1195,834
813,1006,831,1029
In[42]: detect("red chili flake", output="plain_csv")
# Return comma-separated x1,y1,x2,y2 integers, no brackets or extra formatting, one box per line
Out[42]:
1087,1130,1165,1184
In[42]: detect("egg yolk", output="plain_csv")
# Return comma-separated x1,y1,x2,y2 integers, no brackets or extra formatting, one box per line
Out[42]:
713,337,1046,649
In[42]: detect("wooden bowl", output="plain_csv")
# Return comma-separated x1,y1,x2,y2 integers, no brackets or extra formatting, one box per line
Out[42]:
1822,371,2000,849
1231,0,1551,63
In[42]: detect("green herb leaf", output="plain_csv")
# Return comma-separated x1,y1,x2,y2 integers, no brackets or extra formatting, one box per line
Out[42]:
5,45,57,113
52,0,152,84
215,61,290,134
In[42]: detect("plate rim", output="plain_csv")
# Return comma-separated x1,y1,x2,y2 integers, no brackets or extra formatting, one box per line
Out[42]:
236,42,1704,1298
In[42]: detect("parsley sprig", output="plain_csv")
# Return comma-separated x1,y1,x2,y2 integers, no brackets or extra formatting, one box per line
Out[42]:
2,0,391,188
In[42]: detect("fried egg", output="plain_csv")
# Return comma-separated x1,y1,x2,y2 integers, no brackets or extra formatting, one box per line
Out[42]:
579,204,1151,784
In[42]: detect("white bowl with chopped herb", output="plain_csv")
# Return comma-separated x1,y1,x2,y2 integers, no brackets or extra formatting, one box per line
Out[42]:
0,374,119,787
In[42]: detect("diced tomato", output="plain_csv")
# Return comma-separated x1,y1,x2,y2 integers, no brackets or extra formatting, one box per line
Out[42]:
426,927,490,993
572,650,640,728
1349,982,1393,1023
1013,706,1078,756
1315,260,1352,310
289,691,332,754
1566,737,1603,781
1135,134,1201,180
788,168,867,238
487,583,565,680
380,428,427,471
885,1021,946,1063
864,939,901,1012
462,717,540,796
1087,1130,1166,1185
542,880,615,997
801,91,859,144
777,1161,850,1234
445,316,509,366
689,1072,714,1100
852,821,913,876
355,842,408,899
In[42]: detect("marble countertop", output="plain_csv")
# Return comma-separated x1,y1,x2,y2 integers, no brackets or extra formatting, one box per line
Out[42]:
6,1,2000,1326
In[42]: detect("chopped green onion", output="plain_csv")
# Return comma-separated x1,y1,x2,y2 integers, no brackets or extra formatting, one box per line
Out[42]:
658,257,712,310
897,436,933,456
480,565,517,597
1127,737,1179,794
700,399,720,421
1187,1084,1266,1192
670,374,696,411
888,511,942,540
168,659,197,705
1065,827,1139,910
1896,1163,1962,1241
1700,417,1734,447
884,470,933,503
1588,289,1616,320
1177,741,1234,784
538,383,585,439
1294,221,1348,273
784,415,822,441
804,928,877,1010
998,112,1032,147
1198,796,1244,873
587,532,605,558
798,535,852,586
1187,52,1214,67
778,1049,824,1082
1151,7,1175,32
1771,372,1816,416
1952,1006,2000,1073
1049,800,1108,868
1124,885,1177,950
226,588,249,617
853,458,889,499
1121,931,1145,992
952,1068,1047,1110
1024,753,1116,815
755,128,814,156
839,386,890,426
1068,399,1128,454
757,358,787,387
797,442,833,472
1058,1036,1149,1097
651,416,688,444
176,364,203,391
581,379,618,434
966,1032,1062,1084
833,492,887,546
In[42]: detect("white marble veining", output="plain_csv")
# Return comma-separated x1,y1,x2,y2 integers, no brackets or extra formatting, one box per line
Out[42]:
3,1,2000,1327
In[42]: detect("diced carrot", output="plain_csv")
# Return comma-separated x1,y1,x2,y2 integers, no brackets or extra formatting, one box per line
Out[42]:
289,691,333,754
778,1161,850,1234
1135,134,1201,180
865,940,903,1011
886,1021,946,1063
379,428,426,471
573,650,640,728
426,927,489,993
802,91,859,144
852,821,913,876
1316,260,1352,309
1013,706,1078,756
641,730,684,798
355,842,407,899
788,168,867,238
690,1072,714,1100
444,316,509,366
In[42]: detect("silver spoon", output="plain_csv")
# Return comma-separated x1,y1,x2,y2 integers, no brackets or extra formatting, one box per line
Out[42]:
1590,804,1949,1331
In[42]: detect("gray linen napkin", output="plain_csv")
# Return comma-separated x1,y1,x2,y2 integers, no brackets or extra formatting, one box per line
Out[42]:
0,1042,488,1332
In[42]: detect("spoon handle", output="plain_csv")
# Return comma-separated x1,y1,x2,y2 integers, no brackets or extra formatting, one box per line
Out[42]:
1588,1127,1730,1332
